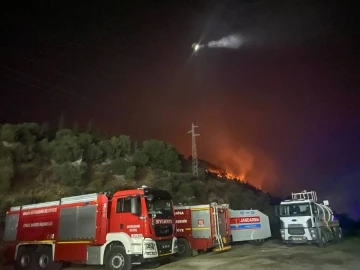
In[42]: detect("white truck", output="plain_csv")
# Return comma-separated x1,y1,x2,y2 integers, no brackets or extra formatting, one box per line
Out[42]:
275,190,342,247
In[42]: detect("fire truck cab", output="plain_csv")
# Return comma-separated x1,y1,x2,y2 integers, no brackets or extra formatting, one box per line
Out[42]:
3,186,177,270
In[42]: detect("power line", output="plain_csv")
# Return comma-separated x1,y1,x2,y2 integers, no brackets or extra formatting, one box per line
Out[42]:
23,56,82,84
0,63,134,121
0,73,77,110
0,63,81,99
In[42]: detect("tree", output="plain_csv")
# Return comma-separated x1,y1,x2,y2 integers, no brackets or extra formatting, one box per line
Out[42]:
13,143,36,162
133,149,149,166
0,124,19,143
39,122,50,139
191,180,209,202
10,124,38,162
0,145,14,194
99,135,132,160
84,143,104,163
125,166,136,180
99,140,114,160
142,140,181,172
51,129,83,163
78,133,93,148
178,183,195,199
36,138,52,157
109,159,132,175
110,135,132,158
20,123,40,139
54,163,86,186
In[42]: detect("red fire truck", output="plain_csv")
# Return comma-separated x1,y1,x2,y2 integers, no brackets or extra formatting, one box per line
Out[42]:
173,202,232,257
3,186,177,270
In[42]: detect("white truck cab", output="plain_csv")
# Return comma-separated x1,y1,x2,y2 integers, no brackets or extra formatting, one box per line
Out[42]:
275,190,342,247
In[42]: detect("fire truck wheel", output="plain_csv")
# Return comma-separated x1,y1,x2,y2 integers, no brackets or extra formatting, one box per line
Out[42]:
34,247,63,270
14,248,34,270
105,246,132,270
175,238,191,258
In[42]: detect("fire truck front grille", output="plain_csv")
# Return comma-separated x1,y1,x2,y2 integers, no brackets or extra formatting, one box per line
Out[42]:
288,224,305,235
154,224,173,237
156,240,172,255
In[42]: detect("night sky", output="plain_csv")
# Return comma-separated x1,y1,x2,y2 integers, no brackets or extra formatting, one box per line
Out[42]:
1,1,359,218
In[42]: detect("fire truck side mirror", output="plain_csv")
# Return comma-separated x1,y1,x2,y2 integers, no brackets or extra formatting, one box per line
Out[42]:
131,196,141,216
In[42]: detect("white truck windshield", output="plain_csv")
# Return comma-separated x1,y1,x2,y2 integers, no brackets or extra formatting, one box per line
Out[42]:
280,203,312,217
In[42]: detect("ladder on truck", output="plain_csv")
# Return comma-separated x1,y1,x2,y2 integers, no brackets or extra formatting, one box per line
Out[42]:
291,190,317,202
211,202,230,252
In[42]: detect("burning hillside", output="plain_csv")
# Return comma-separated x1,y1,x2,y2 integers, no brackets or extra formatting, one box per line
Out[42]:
197,143,279,192
205,168,246,181
198,159,246,182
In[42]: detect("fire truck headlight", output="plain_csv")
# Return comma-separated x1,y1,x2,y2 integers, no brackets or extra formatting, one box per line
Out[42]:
145,243,156,250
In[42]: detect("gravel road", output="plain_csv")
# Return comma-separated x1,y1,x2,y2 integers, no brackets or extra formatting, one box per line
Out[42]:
3,238,360,270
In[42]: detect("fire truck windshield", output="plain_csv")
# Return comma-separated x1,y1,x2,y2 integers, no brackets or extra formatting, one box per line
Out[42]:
146,197,174,219
279,203,313,217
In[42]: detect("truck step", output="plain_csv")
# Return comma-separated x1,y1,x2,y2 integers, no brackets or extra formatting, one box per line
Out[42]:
213,245,232,252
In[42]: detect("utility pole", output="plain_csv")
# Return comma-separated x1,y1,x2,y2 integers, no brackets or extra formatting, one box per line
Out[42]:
188,123,200,179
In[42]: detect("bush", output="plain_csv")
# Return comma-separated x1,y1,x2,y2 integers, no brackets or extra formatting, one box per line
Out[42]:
133,149,149,166
51,129,83,163
0,124,19,142
54,163,86,186
109,159,132,175
125,166,136,180
178,183,194,198
0,156,14,194
142,140,181,172
84,143,104,163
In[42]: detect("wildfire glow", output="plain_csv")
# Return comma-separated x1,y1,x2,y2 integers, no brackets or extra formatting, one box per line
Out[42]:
206,168,246,182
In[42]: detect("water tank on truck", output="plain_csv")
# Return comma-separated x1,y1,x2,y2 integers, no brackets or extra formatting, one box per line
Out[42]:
173,202,232,257
229,209,272,245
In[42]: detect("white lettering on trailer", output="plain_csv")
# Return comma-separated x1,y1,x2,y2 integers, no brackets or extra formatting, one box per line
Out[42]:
176,219,187,224
22,208,57,216
23,221,53,228
240,217,260,223
155,219,173,224
176,228,184,233
127,225,140,229
129,228,138,232
131,234,143,238
174,211,184,215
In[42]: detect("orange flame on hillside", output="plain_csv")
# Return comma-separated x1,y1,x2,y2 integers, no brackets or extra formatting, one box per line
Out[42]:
206,168,246,182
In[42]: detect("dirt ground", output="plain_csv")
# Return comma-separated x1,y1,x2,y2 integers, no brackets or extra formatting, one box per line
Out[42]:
3,238,360,270
151,238,360,270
